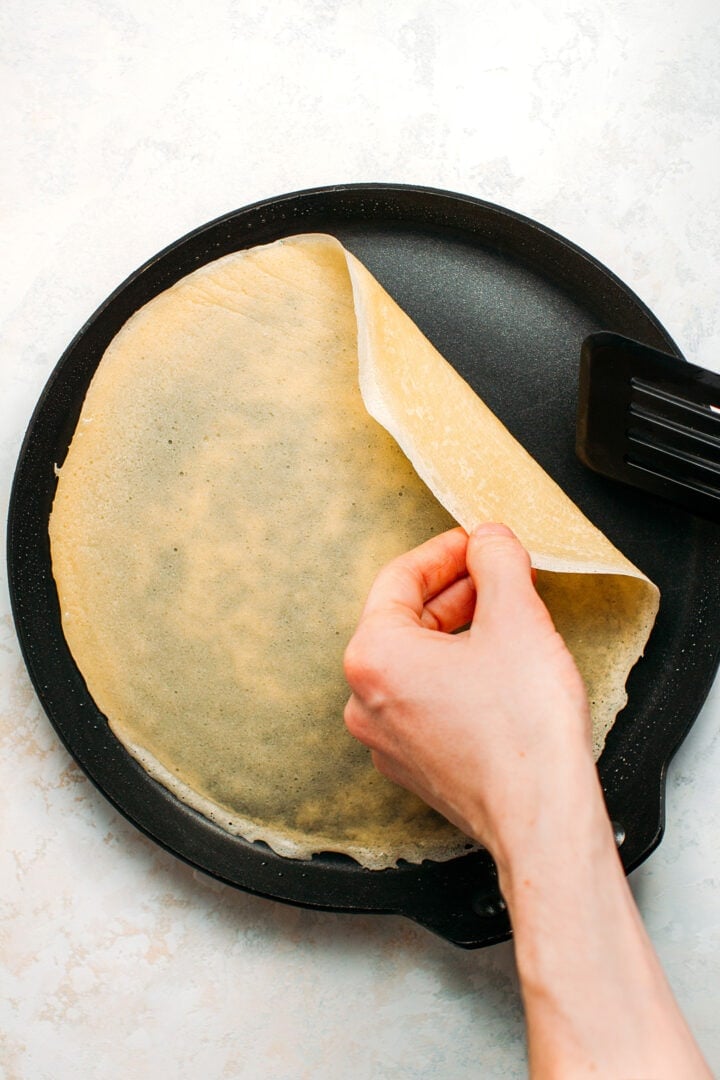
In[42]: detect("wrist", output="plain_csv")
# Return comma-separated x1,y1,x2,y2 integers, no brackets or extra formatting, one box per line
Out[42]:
493,770,712,1079
488,743,610,900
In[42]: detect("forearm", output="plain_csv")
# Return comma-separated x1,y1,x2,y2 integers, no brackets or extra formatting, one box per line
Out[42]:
493,764,711,1079
343,525,710,1075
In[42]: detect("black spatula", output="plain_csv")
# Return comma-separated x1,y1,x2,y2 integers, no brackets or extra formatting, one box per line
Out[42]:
576,332,720,520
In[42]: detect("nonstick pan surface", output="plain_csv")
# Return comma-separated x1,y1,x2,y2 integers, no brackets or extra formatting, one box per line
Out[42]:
8,184,720,948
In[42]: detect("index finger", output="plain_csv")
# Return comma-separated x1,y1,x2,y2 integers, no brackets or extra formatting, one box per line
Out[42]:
360,527,469,626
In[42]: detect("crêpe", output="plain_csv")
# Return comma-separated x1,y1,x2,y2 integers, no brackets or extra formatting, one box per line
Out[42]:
49,234,659,869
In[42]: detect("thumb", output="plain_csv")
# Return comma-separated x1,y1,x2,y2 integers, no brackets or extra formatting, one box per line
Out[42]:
466,523,537,628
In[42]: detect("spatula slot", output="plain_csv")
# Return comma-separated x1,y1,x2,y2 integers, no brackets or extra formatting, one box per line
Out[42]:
628,404,720,456
627,429,720,478
626,456,720,504
630,380,720,442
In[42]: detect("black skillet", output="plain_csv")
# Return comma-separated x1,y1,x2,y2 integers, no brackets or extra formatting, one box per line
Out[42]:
8,184,720,948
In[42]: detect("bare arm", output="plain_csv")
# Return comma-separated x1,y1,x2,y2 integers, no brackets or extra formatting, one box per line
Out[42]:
344,524,711,1078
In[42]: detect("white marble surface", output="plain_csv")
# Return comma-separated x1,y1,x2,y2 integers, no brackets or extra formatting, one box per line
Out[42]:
2,2,719,1076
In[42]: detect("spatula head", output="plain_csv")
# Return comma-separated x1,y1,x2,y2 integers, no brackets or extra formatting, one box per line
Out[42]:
576,332,720,521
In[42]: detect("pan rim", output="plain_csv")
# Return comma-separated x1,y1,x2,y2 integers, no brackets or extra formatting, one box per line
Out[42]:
8,182,720,948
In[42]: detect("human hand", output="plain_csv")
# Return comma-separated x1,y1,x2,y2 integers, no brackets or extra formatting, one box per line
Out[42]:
345,524,713,1078
343,523,597,872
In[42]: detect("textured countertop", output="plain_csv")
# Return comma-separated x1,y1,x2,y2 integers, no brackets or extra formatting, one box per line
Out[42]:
2,2,719,1076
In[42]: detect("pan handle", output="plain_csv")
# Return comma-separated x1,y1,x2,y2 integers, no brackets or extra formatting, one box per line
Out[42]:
396,851,513,949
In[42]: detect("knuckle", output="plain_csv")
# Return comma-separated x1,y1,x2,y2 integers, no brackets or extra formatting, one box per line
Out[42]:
343,624,383,686
343,630,367,682
343,696,368,742
370,749,394,781
344,695,385,754
342,623,396,712
342,633,370,689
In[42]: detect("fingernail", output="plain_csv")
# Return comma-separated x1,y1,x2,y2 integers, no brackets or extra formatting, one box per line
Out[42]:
471,522,515,540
